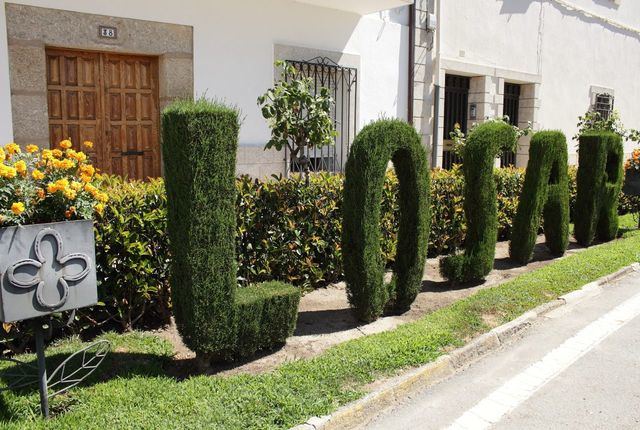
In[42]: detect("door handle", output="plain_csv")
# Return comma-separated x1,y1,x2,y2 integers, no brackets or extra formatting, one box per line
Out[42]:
121,150,144,156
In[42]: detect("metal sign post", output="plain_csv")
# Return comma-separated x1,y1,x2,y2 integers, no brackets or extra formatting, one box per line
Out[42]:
33,321,49,418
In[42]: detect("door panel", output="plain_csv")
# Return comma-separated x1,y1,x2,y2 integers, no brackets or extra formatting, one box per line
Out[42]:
103,53,160,180
46,48,160,180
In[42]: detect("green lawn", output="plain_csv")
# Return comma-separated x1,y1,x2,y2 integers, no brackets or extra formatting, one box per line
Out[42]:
1,214,639,429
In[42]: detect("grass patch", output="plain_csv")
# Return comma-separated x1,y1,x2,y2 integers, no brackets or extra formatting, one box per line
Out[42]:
1,215,639,429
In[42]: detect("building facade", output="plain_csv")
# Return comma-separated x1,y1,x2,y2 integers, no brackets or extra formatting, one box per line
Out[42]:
1,0,638,178
0,0,411,179
414,0,640,168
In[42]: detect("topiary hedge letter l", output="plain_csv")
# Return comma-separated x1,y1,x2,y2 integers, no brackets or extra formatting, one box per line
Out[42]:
510,131,570,263
342,120,431,322
574,131,624,246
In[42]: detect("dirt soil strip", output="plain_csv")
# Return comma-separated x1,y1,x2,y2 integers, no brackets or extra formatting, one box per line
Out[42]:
155,236,586,376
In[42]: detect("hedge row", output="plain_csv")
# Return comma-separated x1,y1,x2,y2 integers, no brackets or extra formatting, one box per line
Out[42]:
4,166,637,349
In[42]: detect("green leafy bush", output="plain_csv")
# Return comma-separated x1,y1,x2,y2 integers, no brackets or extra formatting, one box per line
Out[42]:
92,176,170,331
440,121,518,282
574,131,624,246
342,120,430,322
162,98,300,361
510,131,569,263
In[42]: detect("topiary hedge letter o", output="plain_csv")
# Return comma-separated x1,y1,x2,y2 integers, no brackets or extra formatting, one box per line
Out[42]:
342,119,430,322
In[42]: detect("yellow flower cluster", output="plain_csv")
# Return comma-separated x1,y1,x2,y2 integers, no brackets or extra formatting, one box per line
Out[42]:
1,139,107,224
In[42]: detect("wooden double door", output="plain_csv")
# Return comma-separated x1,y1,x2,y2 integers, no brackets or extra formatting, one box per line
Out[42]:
46,48,161,180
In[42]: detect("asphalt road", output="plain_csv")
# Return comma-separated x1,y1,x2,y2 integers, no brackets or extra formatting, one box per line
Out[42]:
365,271,640,430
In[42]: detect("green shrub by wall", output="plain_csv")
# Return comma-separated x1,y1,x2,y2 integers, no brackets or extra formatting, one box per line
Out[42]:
93,176,170,331
440,122,518,282
574,132,624,246
510,131,569,263
342,119,430,322
162,99,299,360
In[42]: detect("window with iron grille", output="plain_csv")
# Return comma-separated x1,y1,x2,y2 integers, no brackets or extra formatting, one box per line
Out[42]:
283,57,357,175
442,74,470,169
593,93,614,120
501,83,521,168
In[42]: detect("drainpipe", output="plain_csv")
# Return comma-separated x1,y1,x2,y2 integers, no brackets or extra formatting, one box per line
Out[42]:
408,2,415,125
432,84,440,167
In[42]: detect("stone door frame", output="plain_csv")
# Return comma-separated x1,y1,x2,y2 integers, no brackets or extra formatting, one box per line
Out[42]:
5,2,193,148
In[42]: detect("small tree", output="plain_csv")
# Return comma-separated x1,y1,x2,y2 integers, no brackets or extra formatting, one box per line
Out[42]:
258,61,336,183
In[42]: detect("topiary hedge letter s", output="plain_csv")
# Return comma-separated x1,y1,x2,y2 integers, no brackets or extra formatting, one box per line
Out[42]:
343,119,430,322
440,121,517,283
574,131,624,246
510,131,569,263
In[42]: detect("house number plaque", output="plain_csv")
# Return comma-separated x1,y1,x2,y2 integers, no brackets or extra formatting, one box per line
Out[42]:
99,25,118,39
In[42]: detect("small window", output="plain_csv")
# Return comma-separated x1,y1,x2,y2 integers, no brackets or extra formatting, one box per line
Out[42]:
593,93,614,120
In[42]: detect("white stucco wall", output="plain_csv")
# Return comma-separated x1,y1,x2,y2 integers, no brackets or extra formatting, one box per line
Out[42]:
0,0,409,148
438,0,640,164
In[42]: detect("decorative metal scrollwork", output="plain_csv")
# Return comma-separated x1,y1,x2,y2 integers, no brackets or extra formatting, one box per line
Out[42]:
6,228,91,310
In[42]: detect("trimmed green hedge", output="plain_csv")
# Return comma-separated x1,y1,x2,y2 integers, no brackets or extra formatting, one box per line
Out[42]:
161,99,299,360
510,131,569,263
440,121,518,282
342,120,430,322
235,282,301,358
574,131,624,246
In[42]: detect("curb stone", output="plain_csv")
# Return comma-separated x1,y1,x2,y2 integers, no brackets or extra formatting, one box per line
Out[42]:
292,263,639,430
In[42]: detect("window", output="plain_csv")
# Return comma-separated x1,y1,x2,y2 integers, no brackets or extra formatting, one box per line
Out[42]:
284,57,357,174
442,74,470,169
501,83,521,168
593,93,614,120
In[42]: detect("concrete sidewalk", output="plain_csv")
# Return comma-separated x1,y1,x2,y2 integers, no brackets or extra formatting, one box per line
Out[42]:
365,270,640,430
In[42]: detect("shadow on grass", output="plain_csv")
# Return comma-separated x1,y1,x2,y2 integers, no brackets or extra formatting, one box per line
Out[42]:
0,349,171,421
295,308,360,336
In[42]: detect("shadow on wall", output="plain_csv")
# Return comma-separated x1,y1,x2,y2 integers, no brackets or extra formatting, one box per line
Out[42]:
499,0,639,41
498,0,538,15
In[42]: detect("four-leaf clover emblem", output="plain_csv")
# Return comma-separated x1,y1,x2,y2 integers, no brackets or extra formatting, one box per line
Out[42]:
7,228,91,310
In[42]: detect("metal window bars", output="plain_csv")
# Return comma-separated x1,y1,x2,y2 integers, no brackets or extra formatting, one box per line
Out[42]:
283,57,358,175
594,93,615,120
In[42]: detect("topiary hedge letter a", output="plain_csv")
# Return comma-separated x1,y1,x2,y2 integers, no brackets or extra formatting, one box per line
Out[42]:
574,131,624,246
510,131,570,263
440,121,517,283
343,119,430,322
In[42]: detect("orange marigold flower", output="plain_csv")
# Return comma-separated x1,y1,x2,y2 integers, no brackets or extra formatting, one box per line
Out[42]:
25,144,39,153
95,192,109,203
0,164,17,179
10,202,25,215
4,143,20,155
42,149,53,160
59,139,72,149
63,188,77,200
70,181,82,191
14,160,27,176
51,149,63,158
80,164,95,177
32,169,45,180
94,203,105,216
83,141,94,149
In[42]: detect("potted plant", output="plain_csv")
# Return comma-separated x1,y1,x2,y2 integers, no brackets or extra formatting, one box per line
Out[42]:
257,60,336,184
0,140,106,323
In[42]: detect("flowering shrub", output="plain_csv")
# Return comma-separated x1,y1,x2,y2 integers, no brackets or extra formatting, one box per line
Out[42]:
0,140,107,227
624,148,640,172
